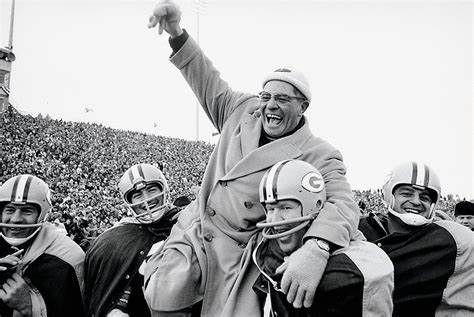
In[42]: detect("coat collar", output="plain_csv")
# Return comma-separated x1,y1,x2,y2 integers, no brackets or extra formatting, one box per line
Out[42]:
221,114,311,181
20,223,58,271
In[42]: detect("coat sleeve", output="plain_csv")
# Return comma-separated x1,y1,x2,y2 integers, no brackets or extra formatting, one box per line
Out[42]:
144,205,206,311
170,35,254,132
303,147,361,248
435,221,474,315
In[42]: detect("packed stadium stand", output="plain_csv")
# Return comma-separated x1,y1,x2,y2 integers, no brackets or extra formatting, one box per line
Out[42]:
0,111,463,249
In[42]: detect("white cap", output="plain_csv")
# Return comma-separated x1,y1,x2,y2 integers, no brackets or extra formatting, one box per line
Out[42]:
262,67,311,102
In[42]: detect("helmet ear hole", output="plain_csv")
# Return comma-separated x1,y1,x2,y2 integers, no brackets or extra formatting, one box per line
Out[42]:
125,191,135,204
426,188,438,204
315,200,323,211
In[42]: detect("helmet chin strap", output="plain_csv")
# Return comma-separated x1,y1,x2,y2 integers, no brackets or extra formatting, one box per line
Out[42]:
388,197,434,227
0,227,41,246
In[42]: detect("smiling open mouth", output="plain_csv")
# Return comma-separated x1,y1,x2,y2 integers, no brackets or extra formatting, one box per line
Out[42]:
6,228,28,237
405,208,423,214
266,114,282,125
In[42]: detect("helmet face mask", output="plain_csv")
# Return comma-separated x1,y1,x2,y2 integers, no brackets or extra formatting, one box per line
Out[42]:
382,162,441,226
1,202,41,238
118,164,171,224
0,175,52,246
127,182,167,222
257,160,326,239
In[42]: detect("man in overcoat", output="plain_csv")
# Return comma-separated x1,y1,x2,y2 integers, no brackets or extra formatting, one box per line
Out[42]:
144,2,362,315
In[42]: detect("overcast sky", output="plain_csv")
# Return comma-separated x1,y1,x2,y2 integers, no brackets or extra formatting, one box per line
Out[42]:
1,0,472,198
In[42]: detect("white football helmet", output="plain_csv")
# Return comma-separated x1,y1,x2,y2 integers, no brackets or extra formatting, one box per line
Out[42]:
382,161,441,226
118,163,171,224
0,174,52,245
257,159,326,239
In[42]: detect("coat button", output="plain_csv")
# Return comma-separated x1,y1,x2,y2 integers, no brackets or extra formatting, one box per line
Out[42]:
377,242,382,247
139,250,145,256
125,274,130,280
244,201,253,209
207,207,216,216
204,232,214,242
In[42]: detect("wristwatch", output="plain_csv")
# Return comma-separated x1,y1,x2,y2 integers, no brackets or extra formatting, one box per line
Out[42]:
313,238,331,253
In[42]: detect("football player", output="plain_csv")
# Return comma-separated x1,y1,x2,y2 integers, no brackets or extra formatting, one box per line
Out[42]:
253,159,394,316
0,174,85,316
359,162,474,315
84,163,187,317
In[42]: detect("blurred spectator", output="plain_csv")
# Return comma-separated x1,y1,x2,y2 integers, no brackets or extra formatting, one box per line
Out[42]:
454,200,474,231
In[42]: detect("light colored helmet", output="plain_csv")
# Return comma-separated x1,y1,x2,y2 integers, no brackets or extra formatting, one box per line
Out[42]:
118,163,170,223
382,161,441,226
0,175,52,244
257,159,326,239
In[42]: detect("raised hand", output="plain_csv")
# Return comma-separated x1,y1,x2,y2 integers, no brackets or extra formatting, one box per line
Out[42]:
148,0,183,38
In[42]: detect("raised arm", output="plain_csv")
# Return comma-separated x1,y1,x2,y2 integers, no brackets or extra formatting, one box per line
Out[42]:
148,0,253,131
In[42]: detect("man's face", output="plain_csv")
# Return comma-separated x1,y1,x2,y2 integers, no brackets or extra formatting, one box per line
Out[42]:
129,183,163,215
455,215,474,231
265,199,304,254
392,184,433,219
1,202,40,238
260,81,308,138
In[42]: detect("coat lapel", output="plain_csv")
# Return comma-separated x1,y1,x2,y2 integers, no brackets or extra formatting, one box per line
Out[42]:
221,115,310,181
240,112,261,157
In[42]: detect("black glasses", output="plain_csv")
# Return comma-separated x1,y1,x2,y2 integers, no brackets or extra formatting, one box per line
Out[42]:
258,91,306,105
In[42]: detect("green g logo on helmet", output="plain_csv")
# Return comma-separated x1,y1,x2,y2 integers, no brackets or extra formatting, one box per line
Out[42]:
257,159,326,239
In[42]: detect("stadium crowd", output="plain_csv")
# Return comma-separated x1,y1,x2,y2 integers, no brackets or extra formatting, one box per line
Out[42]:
0,111,465,249
0,111,212,248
